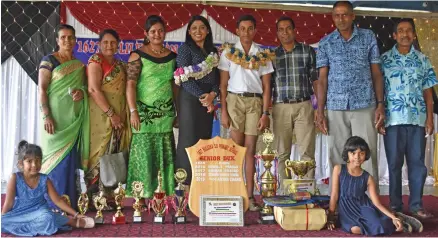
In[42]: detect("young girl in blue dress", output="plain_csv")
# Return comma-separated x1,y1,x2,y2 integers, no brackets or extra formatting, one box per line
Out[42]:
327,136,423,235
1,141,95,236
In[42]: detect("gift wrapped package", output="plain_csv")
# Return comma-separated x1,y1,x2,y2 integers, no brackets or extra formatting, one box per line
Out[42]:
274,205,327,230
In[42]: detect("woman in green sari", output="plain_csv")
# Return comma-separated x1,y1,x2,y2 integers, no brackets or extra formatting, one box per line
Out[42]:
38,24,89,210
126,15,178,203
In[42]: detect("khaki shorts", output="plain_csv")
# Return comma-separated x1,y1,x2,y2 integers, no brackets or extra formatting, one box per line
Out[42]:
226,93,262,136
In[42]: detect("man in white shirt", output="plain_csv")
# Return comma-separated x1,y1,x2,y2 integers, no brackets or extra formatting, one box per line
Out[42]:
218,14,274,211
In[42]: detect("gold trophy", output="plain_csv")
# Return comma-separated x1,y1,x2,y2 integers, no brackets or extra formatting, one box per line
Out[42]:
255,129,277,224
151,171,167,224
172,168,188,224
94,191,107,224
112,182,126,224
77,193,89,215
284,160,316,194
132,181,144,223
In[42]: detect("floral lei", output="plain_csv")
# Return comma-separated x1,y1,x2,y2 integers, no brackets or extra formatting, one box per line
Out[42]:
174,52,219,85
221,43,276,70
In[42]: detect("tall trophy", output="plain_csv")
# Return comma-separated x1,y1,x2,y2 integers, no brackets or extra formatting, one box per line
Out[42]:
77,193,89,215
132,181,144,223
284,160,316,195
94,191,107,224
112,182,126,224
172,168,188,224
255,129,277,224
150,171,167,224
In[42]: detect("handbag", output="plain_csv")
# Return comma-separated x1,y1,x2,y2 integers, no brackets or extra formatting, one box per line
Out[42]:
99,131,128,187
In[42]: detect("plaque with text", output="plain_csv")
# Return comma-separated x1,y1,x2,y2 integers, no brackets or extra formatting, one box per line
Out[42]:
200,195,244,226
187,136,249,217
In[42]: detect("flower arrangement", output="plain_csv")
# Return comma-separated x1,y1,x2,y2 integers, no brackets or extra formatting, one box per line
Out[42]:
221,43,276,70
174,52,219,85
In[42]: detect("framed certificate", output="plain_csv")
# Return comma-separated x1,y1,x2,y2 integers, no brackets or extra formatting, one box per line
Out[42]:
199,195,244,227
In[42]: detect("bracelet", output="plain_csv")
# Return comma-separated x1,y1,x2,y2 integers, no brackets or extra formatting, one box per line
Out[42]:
263,111,270,116
105,106,112,114
73,212,79,219
39,103,48,111
106,106,114,117
130,108,138,114
42,114,50,120
377,100,384,104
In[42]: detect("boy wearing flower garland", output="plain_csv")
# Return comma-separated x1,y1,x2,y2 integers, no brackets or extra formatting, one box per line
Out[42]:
218,14,274,211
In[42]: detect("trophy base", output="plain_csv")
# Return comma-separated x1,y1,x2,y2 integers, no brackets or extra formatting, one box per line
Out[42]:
133,215,142,223
154,215,165,224
173,216,186,224
283,179,316,195
94,217,104,225
259,213,276,224
112,216,126,225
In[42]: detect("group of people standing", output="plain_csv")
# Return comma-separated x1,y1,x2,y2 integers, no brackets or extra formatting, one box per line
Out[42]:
2,0,437,236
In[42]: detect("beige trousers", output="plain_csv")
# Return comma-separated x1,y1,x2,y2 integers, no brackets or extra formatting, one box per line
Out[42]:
327,106,379,187
273,100,316,193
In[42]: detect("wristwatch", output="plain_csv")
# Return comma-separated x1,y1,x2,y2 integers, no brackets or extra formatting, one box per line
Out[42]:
263,111,270,116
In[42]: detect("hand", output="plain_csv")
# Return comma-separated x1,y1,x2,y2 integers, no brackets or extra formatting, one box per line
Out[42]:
425,117,434,136
327,220,336,230
221,111,230,129
131,111,141,131
44,116,55,134
199,92,215,107
257,114,270,131
392,218,403,232
71,89,84,102
110,113,123,130
206,104,215,113
173,117,179,128
76,214,86,219
327,212,337,230
374,104,385,130
316,110,328,135
378,125,386,135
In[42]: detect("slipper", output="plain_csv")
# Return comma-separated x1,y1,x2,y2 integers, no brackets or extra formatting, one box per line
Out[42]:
76,217,95,228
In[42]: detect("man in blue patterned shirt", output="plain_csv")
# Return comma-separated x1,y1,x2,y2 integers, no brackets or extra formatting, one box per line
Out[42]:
316,1,385,184
380,19,437,220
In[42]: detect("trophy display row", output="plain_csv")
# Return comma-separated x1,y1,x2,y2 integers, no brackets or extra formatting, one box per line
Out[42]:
76,170,189,225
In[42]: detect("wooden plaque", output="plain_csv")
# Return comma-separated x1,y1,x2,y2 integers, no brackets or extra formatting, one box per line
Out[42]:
187,136,249,217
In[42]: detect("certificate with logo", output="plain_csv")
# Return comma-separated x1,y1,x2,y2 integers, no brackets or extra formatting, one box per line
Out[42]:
200,195,244,226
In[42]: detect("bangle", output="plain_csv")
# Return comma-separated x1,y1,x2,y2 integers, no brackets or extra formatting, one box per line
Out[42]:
42,114,50,120
263,111,270,116
105,106,112,114
73,212,79,219
130,108,138,114
377,100,384,104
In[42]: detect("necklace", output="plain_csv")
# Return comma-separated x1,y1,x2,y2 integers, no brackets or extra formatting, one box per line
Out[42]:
150,45,166,55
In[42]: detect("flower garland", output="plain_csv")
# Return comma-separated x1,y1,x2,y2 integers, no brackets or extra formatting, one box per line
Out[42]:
221,43,276,70
174,52,219,85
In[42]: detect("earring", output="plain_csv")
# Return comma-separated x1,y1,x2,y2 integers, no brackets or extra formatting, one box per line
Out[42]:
143,36,150,44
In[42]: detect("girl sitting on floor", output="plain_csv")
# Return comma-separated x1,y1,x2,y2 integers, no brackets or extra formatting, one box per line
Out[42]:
1,141,95,236
327,136,423,235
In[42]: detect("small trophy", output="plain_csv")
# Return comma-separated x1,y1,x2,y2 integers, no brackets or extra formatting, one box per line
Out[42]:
132,181,144,223
77,193,89,215
112,182,126,224
93,191,107,224
150,171,167,224
172,168,188,224
255,129,277,224
285,160,316,194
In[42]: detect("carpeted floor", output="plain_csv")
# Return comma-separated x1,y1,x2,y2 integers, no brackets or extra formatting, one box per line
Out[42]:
1,195,438,237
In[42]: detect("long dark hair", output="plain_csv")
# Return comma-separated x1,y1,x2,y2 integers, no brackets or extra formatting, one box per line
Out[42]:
144,15,166,45
185,15,216,54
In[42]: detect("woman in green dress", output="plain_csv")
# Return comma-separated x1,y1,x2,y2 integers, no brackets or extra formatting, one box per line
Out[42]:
126,15,178,202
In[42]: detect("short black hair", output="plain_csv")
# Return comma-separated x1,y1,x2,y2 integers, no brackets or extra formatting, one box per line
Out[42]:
393,18,416,34
276,16,295,30
56,24,75,38
333,1,354,11
99,29,120,43
341,136,370,162
16,140,43,162
237,14,256,28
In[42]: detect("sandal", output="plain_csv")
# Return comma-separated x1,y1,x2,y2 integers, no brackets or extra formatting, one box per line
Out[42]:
396,212,423,233
76,217,95,229
248,197,261,212
411,209,434,220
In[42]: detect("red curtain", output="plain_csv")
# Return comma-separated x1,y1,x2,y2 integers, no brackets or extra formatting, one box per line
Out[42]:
63,2,335,44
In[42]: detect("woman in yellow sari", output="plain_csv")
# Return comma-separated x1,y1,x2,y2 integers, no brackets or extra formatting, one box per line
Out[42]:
39,24,89,210
85,29,131,205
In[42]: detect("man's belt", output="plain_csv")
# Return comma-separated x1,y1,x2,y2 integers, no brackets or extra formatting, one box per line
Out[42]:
278,96,311,104
228,92,262,98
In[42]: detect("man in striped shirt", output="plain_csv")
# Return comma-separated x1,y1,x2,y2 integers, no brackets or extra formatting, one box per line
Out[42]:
272,16,318,194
